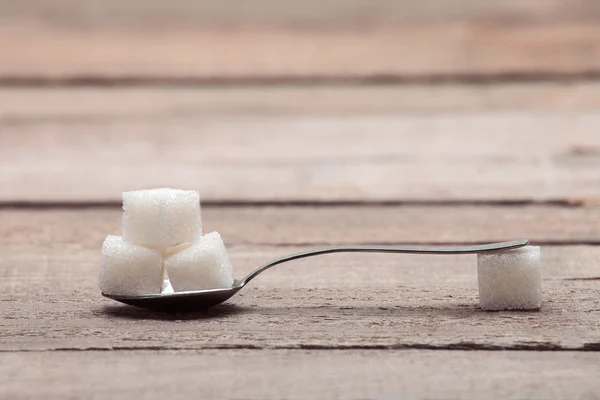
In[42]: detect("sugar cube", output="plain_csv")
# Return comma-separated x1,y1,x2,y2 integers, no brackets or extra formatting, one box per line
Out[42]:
122,188,201,248
99,235,164,295
477,246,542,311
165,232,234,292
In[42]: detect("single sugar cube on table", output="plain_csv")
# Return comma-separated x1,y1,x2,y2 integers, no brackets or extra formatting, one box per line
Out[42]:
122,188,201,249
165,232,234,292
477,246,542,311
99,235,164,296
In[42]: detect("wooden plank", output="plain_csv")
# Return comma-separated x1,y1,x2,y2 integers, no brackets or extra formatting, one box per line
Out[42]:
2,206,600,247
1,350,599,399
2,1,600,79
1,208,599,351
3,115,600,203
3,84,600,122
1,268,599,351
2,22,600,80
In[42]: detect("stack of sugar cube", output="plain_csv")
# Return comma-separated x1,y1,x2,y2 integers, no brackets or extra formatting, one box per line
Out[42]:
477,246,542,311
99,188,234,296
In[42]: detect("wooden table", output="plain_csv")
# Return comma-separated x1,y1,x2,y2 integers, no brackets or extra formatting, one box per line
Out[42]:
2,1,600,398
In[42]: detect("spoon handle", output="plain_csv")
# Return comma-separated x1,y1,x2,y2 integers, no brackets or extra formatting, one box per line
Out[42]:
239,239,529,286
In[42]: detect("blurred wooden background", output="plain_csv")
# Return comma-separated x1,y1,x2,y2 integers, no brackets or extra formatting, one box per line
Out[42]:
3,0,600,204
2,1,600,399
2,0,600,81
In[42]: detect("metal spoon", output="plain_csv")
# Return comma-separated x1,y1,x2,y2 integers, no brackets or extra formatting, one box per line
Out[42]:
102,239,528,312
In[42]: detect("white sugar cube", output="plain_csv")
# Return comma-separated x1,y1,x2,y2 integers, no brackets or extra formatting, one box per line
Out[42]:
477,246,542,311
165,232,234,292
122,188,201,248
99,235,164,295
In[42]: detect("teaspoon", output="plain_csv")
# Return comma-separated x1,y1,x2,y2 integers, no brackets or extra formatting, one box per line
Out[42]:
102,239,528,312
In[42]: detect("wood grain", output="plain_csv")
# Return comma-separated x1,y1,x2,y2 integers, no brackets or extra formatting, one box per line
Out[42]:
3,115,600,203
2,350,600,400
3,84,600,122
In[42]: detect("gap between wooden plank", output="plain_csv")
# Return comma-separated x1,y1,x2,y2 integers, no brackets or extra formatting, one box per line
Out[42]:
3,344,600,353
0,199,589,209
4,72,600,87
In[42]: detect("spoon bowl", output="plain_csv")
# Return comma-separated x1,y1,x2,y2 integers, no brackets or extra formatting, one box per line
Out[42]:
104,283,244,312
102,240,529,312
